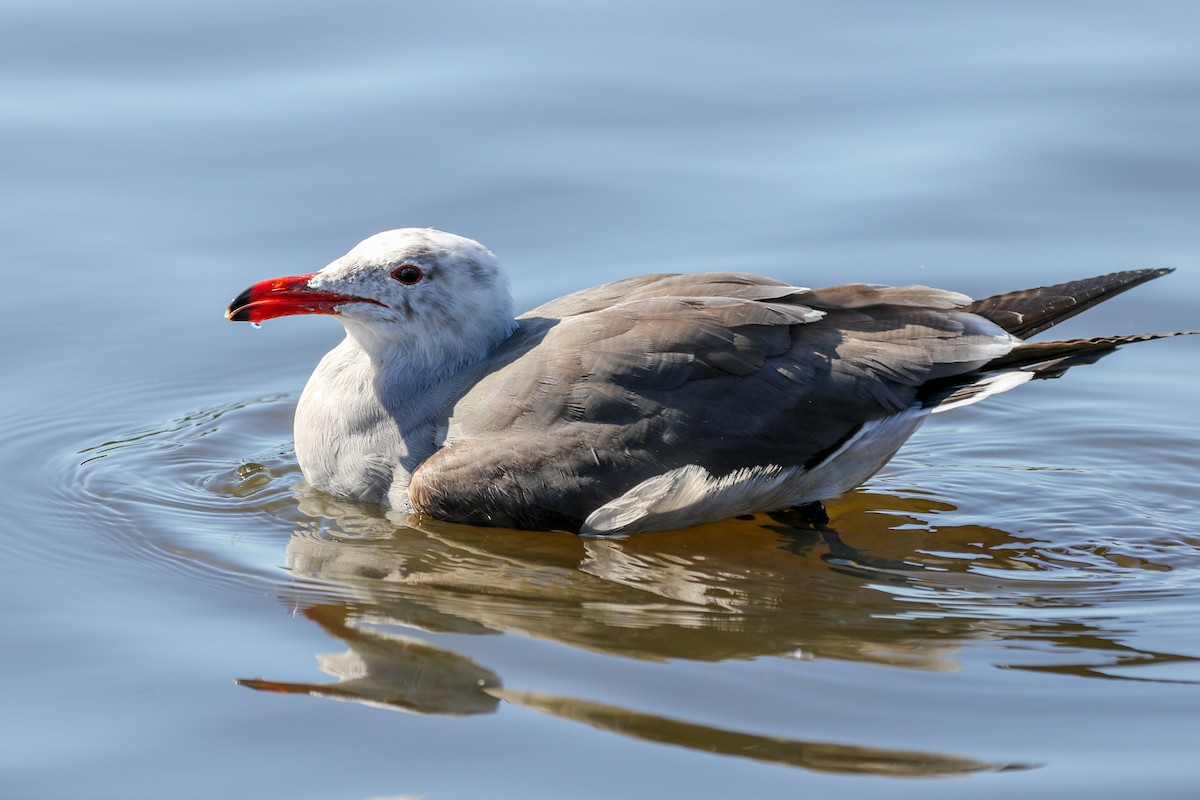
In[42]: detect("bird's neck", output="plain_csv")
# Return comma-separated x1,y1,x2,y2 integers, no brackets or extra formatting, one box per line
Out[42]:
293,319,517,508
342,316,517,392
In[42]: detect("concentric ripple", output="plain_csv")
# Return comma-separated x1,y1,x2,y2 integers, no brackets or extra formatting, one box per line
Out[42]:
49,394,309,595
27,388,1200,684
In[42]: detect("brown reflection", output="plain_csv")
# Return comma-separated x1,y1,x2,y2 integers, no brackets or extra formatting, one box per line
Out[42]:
238,485,1192,773
235,487,1072,775
493,690,1031,776
273,486,1042,669
238,598,1030,776
238,604,500,715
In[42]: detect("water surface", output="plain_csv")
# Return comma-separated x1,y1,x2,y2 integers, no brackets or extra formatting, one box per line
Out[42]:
2,2,1199,798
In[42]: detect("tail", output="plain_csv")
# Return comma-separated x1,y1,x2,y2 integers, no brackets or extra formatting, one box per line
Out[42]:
963,268,1174,339
920,269,1195,411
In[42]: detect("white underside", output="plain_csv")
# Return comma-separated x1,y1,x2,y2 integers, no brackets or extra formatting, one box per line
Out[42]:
580,408,929,535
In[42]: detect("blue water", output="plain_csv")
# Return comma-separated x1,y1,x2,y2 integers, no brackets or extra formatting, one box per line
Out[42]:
3,2,1199,798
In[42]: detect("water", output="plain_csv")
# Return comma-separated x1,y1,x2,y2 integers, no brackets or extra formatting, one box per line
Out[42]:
3,1,1199,797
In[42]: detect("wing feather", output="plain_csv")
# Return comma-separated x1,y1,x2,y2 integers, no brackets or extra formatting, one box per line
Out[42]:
409,274,1014,529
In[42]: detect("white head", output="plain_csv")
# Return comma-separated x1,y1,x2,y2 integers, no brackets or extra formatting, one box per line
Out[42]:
227,228,518,376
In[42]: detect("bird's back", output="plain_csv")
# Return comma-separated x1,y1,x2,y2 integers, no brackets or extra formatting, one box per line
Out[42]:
409,273,1017,532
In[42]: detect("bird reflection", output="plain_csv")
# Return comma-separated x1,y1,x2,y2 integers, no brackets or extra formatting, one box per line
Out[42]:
276,486,992,668
236,486,1073,775
240,604,500,716
240,597,1027,776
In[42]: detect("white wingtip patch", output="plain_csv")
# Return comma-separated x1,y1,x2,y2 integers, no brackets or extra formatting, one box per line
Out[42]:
929,370,1035,413
581,464,801,536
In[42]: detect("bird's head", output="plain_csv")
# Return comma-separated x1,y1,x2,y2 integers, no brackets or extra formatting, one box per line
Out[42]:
227,228,518,371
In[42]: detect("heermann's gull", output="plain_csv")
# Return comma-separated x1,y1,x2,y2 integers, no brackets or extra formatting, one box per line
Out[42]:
226,228,1193,535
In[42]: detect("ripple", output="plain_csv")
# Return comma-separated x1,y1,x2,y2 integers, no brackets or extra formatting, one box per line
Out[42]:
23,389,1199,685
47,394,306,596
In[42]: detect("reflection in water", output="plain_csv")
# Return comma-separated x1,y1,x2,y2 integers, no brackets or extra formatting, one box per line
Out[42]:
239,599,1026,776
240,605,500,715
278,488,986,669
238,604,1027,777
493,690,1027,777
75,401,1194,774
263,485,1192,676
232,488,1069,775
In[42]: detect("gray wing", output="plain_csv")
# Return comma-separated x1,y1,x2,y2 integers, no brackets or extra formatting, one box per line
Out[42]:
522,272,801,317
408,274,1013,530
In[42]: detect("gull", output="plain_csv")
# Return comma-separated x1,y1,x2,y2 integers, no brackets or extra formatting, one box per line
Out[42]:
226,228,1192,535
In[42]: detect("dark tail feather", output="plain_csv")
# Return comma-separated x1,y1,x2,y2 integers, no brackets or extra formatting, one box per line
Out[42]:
986,331,1196,377
965,268,1174,339
920,330,1196,409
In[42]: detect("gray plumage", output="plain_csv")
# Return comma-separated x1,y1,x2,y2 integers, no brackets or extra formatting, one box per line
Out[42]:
226,229,1194,535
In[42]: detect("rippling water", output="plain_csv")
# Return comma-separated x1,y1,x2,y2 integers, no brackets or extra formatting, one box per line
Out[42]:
3,1,1200,798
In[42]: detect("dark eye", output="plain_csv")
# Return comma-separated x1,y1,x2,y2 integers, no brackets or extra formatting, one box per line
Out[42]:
391,265,424,285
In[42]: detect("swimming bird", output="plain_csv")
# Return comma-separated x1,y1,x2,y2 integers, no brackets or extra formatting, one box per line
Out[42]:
226,228,1191,535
